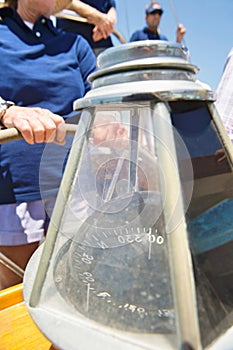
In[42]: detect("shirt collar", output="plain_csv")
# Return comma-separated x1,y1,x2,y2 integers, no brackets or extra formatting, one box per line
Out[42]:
24,15,56,30
144,27,159,35
0,7,60,45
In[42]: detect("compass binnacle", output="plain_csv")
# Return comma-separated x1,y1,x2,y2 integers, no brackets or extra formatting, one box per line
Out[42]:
54,192,174,334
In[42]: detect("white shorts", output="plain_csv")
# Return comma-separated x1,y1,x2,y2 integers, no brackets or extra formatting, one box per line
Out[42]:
0,199,54,246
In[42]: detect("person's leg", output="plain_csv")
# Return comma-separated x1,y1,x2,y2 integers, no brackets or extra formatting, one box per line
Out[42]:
0,201,46,290
0,242,39,290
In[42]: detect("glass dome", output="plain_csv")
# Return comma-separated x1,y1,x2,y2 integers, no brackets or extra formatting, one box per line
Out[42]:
23,41,233,350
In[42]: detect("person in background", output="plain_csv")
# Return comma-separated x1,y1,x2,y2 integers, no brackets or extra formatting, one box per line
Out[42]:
0,0,96,290
129,1,186,44
56,0,117,56
215,48,233,143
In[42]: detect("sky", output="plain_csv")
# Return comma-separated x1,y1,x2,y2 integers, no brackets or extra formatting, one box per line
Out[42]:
112,0,233,91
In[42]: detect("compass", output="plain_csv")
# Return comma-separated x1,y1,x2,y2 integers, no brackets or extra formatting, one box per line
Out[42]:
54,191,175,334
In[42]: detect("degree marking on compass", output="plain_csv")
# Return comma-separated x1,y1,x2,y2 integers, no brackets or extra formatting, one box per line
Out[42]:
97,240,109,249
83,240,91,246
86,283,90,312
102,231,108,238
148,241,152,260
148,228,152,260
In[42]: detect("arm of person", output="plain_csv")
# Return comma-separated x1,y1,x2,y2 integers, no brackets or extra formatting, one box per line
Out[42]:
129,31,140,42
0,105,66,145
75,35,97,93
176,23,186,43
67,0,117,41
92,6,117,42
54,0,73,13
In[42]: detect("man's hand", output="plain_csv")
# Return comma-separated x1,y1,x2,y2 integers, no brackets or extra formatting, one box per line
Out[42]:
1,106,66,145
92,13,115,42
92,119,128,151
66,1,116,42
176,23,186,43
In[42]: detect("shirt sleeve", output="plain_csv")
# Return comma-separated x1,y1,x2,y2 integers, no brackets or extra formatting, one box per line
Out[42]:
129,31,140,42
103,0,116,12
76,36,97,94
108,0,116,9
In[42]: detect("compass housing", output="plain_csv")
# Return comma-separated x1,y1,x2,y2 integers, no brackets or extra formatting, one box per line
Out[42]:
24,41,233,350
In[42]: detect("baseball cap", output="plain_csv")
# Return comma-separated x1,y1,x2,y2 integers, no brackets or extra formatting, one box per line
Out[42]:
145,2,163,15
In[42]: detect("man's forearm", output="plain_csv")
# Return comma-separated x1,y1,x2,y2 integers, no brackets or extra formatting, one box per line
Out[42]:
54,0,72,14
106,7,117,24
67,0,104,24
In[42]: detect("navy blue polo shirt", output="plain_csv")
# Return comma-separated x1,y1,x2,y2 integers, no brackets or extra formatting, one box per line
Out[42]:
82,0,116,13
0,7,96,204
130,27,168,42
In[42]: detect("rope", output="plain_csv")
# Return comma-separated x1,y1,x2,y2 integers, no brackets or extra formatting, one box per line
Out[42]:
168,0,187,48
123,2,130,42
168,0,180,27
0,252,24,278
0,124,77,144
55,12,126,44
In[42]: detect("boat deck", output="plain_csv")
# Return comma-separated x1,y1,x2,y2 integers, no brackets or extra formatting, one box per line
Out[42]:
0,283,55,350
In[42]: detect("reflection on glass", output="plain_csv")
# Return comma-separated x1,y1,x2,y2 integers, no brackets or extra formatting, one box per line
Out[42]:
53,106,175,334
172,101,233,347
